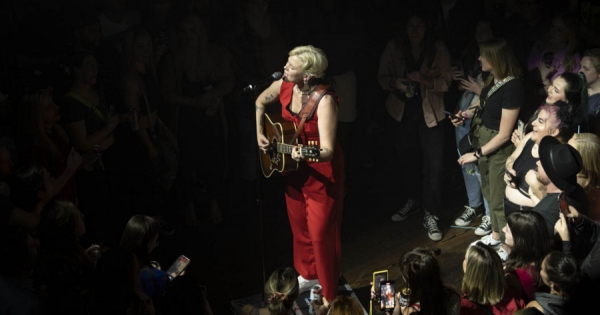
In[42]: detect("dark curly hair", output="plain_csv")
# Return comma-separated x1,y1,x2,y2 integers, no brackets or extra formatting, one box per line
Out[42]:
538,100,579,141
543,251,580,298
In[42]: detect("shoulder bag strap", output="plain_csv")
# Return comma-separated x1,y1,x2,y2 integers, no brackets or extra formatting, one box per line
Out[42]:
289,84,332,145
480,76,516,110
65,92,106,122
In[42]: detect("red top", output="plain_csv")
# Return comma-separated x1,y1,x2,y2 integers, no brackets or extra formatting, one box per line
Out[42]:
279,81,343,182
460,287,525,315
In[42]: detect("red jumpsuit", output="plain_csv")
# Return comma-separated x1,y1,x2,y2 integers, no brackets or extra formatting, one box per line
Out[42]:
280,81,344,300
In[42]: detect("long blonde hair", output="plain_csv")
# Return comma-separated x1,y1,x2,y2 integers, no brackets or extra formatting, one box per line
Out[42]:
462,242,506,305
19,88,67,163
570,133,600,188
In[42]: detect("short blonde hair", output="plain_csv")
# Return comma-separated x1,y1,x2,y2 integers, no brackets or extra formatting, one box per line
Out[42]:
570,133,600,188
289,45,328,78
462,242,506,305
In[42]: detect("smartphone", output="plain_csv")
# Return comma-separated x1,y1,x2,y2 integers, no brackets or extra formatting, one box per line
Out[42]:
166,255,191,280
380,281,396,310
558,192,570,215
518,120,524,140
444,111,464,121
372,270,388,297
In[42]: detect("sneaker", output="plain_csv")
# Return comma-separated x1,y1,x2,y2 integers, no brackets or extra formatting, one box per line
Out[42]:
454,205,482,226
471,234,501,247
497,247,509,262
298,275,320,294
391,199,421,222
474,215,492,236
423,214,443,241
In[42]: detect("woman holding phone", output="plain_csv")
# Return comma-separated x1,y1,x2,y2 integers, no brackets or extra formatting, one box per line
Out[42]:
453,38,523,247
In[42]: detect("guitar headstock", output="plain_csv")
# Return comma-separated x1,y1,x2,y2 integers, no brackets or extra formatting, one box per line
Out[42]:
302,140,320,162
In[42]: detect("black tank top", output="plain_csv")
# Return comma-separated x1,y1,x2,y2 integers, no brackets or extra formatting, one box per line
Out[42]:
513,139,539,198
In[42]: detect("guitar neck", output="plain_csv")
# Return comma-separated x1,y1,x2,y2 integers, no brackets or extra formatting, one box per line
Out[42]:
276,143,296,155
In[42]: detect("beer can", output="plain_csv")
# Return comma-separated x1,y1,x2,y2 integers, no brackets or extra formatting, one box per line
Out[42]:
399,287,411,306
310,285,322,304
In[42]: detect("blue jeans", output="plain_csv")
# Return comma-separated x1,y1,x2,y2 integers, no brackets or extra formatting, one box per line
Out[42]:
455,122,490,216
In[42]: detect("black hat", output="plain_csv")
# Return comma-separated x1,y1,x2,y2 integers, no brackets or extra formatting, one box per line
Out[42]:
538,136,582,193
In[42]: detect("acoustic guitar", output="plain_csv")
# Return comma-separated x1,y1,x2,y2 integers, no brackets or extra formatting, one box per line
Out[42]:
259,113,320,178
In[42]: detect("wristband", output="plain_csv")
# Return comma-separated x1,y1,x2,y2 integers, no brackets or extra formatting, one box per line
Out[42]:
477,148,484,158
462,112,469,119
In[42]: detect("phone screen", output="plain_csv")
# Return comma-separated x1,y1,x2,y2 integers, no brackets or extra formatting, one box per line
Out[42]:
518,120,524,140
380,281,396,310
559,193,570,215
166,255,191,280
373,271,388,296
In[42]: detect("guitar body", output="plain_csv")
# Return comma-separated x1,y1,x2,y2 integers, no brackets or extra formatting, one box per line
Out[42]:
260,113,299,178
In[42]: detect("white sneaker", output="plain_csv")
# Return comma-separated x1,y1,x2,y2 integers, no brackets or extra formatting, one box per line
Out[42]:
471,234,501,247
474,215,492,236
298,275,320,294
497,247,509,262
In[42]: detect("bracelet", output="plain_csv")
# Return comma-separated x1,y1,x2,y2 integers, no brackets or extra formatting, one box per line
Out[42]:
477,147,484,158
473,150,480,159
462,112,469,119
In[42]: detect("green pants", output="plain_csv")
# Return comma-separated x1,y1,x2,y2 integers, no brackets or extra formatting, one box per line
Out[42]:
474,124,514,242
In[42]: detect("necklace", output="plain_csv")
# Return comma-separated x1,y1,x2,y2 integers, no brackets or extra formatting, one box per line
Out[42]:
296,85,316,106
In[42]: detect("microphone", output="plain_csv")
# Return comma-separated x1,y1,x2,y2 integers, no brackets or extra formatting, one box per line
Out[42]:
243,72,283,93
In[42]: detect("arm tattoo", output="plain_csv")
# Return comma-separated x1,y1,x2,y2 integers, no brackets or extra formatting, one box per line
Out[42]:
320,147,332,153
264,93,274,102
255,105,264,112
259,115,264,126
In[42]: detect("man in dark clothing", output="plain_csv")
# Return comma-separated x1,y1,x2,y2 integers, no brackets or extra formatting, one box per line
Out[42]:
532,136,588,231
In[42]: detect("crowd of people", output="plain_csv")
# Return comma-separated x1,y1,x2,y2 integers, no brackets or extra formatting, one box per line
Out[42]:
1,0,600,314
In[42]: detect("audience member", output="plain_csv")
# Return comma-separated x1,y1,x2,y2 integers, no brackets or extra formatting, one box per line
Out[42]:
527,12,581,85
312,295,364,315
379,9,452,241
117,29,168,223
454,38,524,246
60,51,122,244
451,18,495,237
460,242,526,314
521,72,588,136
241,267,299,315
18,86,82,204
529,136,588,230
526,251,579,315
158,13,233,226
579,49,600,135
119,215,168,299
396,247,460,315
0,225,42,315
502,211,553,301
36,200,98,315
504,102,576,219
555,206,600,285
567,133,600,221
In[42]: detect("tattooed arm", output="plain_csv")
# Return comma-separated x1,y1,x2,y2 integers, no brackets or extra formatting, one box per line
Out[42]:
255,79,283,152
315,95,338,162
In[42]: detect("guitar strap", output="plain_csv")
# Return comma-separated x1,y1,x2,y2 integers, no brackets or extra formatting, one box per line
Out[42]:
289,84,332,145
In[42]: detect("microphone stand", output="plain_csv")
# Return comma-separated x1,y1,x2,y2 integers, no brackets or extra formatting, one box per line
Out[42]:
250,86,267,299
